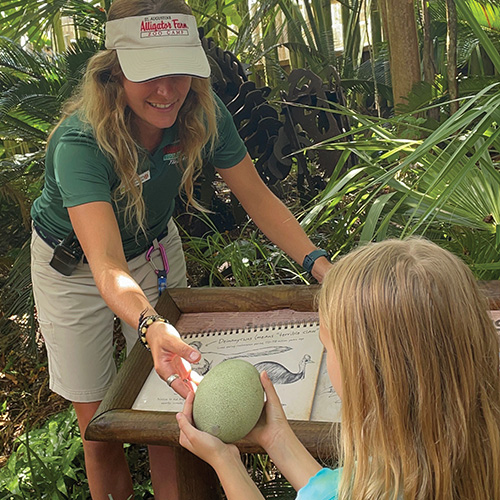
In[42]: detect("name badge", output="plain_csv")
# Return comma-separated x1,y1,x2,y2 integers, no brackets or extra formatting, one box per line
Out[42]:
139,170,151,183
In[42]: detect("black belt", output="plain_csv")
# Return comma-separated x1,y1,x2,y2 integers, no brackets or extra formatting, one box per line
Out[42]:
33,223,168,262
33,224,63,249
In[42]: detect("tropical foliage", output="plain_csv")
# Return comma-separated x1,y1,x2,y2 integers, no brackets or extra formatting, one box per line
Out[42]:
302,84,500,280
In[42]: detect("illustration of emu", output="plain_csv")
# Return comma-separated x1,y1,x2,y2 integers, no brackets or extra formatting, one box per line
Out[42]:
254,354,313,384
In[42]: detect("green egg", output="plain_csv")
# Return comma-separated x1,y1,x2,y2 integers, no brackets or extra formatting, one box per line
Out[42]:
192,359,265,443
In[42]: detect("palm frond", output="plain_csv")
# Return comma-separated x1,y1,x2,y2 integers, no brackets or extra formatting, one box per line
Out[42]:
0,36,58,79
299,79,500,277
0,153,46,188
456,0,500,71
0,0,104,49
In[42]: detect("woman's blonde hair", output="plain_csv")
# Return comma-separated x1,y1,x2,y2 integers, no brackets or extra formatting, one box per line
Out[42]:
319,238,500,500
49,0,217,233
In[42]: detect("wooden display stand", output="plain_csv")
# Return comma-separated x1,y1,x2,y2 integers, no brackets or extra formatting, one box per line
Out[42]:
85,282,500,499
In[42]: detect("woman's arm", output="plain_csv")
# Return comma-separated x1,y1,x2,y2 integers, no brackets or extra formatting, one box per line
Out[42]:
216,154,331,282
67,201,200,397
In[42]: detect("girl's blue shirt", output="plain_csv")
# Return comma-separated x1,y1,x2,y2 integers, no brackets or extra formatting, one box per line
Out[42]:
296,467,341,500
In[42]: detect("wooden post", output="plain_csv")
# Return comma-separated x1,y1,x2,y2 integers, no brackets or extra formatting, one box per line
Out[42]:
176,448,222,499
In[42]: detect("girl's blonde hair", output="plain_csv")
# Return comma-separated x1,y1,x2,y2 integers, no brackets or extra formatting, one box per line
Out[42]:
49,0,217,233
319,238,500,500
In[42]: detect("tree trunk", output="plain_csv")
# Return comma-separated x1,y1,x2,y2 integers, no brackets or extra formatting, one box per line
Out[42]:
446,0,459,114
367,0,384,116
421,0,436,84
380,0,421,109
421,0,439,120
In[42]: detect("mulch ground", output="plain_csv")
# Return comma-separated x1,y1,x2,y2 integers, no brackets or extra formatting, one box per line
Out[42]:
0,349,69,467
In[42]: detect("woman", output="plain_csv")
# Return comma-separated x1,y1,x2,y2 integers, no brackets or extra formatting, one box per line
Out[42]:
30,0,331,498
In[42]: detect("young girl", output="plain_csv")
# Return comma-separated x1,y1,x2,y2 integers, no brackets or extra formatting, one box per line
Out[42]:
177,238,500,499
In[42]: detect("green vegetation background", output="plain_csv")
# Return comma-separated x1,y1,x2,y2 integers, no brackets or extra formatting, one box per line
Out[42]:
2,0,500,497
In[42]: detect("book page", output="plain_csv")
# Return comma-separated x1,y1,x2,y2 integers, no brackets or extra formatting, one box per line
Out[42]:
133,319,324,421
310,352,342,423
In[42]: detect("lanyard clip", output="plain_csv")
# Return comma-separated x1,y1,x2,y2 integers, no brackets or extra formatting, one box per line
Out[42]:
146,242,169,295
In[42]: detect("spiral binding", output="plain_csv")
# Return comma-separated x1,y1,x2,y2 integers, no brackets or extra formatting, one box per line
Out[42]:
184,320,319,338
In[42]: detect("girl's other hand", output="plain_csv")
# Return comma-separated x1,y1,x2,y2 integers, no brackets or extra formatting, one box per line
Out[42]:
177,392,240,467
246,371,292,451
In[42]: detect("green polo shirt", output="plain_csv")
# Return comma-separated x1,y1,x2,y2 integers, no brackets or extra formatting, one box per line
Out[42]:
31,94,247,259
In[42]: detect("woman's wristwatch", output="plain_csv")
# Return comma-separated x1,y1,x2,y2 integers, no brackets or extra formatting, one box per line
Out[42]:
302,249,330,274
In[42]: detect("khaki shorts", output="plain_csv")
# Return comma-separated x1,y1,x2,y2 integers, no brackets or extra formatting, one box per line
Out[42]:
31,218,187,403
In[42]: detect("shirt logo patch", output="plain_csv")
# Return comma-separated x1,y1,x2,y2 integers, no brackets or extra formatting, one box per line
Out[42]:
163,144,181,164
117,169,151,194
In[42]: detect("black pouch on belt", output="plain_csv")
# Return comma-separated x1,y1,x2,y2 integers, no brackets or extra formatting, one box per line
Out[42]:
49,230,84,276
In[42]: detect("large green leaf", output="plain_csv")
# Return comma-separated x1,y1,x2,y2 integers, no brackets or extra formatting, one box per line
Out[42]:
467,0,500,31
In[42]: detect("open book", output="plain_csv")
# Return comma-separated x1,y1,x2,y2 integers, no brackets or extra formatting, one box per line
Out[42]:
132,310,341,422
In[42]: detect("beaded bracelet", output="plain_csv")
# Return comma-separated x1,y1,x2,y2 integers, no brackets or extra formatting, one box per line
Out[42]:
138,312,169,351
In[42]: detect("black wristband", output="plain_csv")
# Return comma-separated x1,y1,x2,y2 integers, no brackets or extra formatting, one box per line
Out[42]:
138,312,169,351
302,249,329,274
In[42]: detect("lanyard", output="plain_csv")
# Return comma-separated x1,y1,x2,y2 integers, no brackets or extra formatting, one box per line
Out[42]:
146,242,169,296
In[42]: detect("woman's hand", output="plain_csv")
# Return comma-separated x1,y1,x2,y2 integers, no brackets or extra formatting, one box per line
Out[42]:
247,371,292,452
176,392,239,466
146,320,202,398
217,156,332,284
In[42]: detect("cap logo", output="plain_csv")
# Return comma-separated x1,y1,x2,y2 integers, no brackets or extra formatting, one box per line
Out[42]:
140,16,189,38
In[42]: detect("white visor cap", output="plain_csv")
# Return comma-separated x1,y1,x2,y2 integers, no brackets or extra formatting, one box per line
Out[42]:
105,13,210,82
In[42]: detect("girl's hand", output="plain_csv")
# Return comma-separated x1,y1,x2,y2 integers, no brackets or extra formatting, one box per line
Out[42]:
247,371,292,451
176,392,240,467
146,321,202,398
